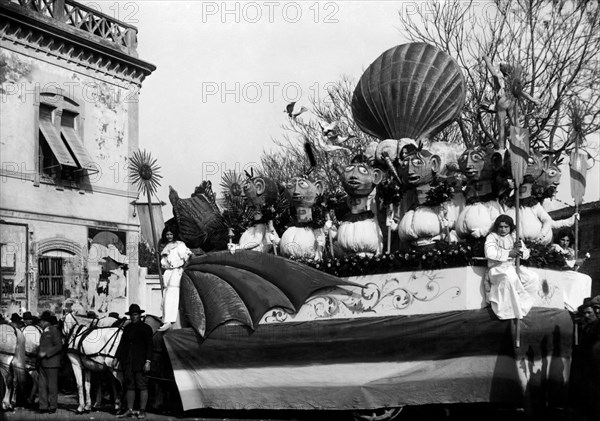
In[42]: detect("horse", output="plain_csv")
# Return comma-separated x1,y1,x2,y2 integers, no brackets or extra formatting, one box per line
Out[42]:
0,324,26,411
61,312,124,414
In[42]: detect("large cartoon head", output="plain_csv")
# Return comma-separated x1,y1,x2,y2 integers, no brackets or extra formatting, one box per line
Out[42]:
399,148,441,187
242,174,280,208
285,176,324,208
457,146,501,182
340,160,383,198
501,148,545,185
537,152,562,188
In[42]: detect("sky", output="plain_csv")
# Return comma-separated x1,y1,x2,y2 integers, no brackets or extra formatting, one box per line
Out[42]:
100,0,599,218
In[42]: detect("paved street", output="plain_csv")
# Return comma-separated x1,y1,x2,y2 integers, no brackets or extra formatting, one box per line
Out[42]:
0,394,576,421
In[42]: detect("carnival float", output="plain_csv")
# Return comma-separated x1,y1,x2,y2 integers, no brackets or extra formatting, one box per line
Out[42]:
158,43,592,418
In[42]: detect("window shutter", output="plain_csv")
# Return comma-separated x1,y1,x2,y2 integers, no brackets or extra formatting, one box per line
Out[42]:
61,111,76,128
39,104,54,122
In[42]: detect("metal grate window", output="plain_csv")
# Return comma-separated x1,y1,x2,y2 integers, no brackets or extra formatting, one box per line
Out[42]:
38,256,64,296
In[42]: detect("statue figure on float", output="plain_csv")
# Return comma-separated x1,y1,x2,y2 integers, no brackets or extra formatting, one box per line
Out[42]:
333,154,384,257
501,149,577,244
396,145,463,247
228,171,281,254
454,145,505,239
279,175,327,261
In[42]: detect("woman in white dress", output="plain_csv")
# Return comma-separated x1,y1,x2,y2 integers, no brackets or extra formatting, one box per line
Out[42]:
158,228,192,331
484,215,539,320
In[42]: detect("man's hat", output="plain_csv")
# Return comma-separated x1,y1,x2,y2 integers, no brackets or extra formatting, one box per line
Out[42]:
125,304,145,315
590,295,600,308
108,312,120,319
22,311,33,321
10,313,21,323
40,310,53,323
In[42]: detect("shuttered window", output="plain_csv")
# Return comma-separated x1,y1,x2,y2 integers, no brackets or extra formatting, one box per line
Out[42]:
38,257,64,296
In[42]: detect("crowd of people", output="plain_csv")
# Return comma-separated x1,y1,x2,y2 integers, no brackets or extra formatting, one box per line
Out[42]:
0,304,155,418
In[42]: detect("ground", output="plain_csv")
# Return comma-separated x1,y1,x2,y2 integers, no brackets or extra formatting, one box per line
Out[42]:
0,394,578,421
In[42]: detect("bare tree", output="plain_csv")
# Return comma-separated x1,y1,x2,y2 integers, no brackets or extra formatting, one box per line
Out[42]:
259,77,377,191
398,0,600,153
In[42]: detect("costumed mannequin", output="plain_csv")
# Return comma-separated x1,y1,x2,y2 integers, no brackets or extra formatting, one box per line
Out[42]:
501,149,574,245
484,215,539,320
158,228,192,331
280,175,327,260
334,155,384,257
534,152,579,231
397,147,458,246
455,145,504,239
228,172,281,254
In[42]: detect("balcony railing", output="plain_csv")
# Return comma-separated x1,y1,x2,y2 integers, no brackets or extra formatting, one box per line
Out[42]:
10,0,137,50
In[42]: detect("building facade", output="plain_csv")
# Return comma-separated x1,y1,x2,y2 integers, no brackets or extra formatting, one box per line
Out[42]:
0,0,155,317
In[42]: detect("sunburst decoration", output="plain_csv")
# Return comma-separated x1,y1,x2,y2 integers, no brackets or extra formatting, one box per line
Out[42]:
220,170,243,198
129,149,162,196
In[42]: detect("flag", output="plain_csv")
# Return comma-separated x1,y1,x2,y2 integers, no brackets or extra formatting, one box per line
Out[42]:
509,126,530,186
570,149,587,206
164,307,572,411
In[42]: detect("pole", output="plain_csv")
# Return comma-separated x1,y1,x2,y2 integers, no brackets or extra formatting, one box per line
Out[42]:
386,204,392,254
513,95,521,349
146,189,164,294
574,141,580,262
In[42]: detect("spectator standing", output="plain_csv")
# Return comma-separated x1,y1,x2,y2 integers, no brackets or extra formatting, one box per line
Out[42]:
10,313,24,329
37,310,62,414
115,304,153,419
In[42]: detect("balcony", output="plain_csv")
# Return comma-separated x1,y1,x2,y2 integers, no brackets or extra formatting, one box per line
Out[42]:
8,0,137,51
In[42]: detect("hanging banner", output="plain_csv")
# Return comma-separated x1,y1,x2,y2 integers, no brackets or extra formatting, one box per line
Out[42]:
570,149,587,206
509,126,530,186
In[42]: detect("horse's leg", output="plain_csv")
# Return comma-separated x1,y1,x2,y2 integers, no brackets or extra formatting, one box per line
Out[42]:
111,369,122,412
28,371,38,405
68,355,86,413
91,371,102,410
8,366,16,409
83,369,92,412
1,372,11,411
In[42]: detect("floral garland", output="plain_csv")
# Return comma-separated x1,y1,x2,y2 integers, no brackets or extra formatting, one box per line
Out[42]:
532,184,558,203
422,178,455,207
522,241,571,268
291,242,474,277
290,236,575,278
377,177,404,207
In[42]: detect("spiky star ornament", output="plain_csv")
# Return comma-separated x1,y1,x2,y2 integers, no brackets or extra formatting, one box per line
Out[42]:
129,149,162,197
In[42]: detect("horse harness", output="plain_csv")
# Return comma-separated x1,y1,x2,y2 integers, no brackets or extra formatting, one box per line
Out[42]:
65,315,122,361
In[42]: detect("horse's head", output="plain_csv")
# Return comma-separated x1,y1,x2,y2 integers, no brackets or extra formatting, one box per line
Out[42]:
61,312,79,339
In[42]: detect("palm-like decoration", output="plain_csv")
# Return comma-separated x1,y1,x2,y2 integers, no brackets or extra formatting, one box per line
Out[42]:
220,170,250,242
129,149,162,197
129,149,165,292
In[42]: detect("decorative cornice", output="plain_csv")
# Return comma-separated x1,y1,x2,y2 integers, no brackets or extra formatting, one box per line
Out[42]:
0,2,155,86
